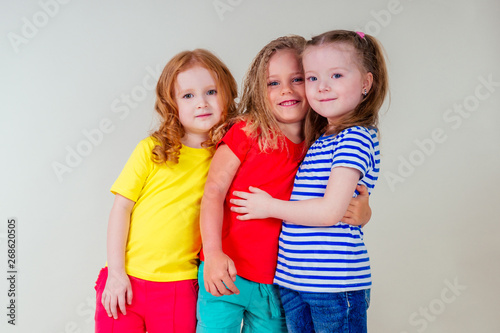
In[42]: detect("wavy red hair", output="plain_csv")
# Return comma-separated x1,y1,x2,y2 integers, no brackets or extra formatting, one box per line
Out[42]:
151,49,238,164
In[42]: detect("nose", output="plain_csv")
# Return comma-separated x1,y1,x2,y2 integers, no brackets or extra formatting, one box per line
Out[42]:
196,96,208,108
280,82,292,95
317,79,330,92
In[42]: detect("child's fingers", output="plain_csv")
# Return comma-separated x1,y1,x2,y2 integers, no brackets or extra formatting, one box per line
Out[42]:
248,186,264,193
208,267,238,296
104,295,114,318
221,277,239,295
214,279,233,296
230,206,247,214
341,206,360,225
212,285,224,297
227,261,238,283
205,282,222,297
236,214,251,221
118,294,127,316
357,184,369,196
127,286,133,305
207,279,223,297
110,296,119,319
232,191,249,199
229,199,247,208
340,216,354,225
102,293,112,318
204,281,209,293
101,293,107,311
224,261,240,294
206,275,225,297
343,206,354,216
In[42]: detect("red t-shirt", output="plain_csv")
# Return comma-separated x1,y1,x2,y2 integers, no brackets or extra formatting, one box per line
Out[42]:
201,121,305,284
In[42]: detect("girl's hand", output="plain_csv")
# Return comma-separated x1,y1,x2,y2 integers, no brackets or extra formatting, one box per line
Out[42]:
341,185,372,227
230,186,273,220
101,269,133,319
203,251,239,297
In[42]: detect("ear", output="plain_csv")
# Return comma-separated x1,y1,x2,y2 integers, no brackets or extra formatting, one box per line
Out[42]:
363,72,373,94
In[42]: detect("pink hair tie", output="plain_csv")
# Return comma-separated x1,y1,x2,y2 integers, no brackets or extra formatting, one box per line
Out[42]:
356,31,365,39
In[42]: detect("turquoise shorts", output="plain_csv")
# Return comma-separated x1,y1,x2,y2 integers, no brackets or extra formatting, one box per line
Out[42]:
196,262,287,333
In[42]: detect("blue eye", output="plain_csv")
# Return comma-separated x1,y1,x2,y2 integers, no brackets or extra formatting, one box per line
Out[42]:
207,89,217,95
292,77,304,83
268,81,279,87
332,73,342,79
183,93,194,99
307,76,317,82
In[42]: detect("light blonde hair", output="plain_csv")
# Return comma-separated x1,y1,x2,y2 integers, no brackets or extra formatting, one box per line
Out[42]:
303,30,389,148
236,35,307,152
151,49,238,164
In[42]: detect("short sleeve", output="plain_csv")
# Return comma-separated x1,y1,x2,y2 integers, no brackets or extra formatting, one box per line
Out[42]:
110,138,154,202
331,127,376,178
218,121,254,162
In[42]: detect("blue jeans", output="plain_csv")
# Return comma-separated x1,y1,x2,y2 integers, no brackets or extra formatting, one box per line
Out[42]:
278,287,370,333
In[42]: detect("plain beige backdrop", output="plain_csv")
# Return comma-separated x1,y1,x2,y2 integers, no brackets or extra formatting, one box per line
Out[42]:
1,0,499,332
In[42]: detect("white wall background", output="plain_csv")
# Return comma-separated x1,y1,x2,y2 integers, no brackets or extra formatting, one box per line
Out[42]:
1,0,499,332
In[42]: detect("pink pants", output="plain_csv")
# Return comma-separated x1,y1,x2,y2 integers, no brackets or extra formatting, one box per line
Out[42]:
94,267,198,333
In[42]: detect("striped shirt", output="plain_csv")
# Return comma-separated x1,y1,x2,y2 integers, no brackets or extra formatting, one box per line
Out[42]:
274,126,380,293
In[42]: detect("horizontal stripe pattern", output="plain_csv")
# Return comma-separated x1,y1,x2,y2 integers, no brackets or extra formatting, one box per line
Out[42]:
274,126,380,293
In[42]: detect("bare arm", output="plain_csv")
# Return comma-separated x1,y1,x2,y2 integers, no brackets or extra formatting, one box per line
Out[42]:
231,167,361,227
101,194,135,319
200,144,241,296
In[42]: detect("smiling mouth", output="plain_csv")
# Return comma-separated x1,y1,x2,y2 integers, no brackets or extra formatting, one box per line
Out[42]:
319,98,337,102
279,100,300,106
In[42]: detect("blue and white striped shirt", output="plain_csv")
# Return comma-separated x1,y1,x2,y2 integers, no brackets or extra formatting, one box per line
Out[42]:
274,126,380,293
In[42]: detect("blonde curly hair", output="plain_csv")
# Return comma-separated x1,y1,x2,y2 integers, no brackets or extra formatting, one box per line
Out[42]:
236,35,307,152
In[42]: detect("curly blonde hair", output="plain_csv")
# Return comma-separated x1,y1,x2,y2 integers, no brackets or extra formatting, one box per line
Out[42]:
151,49,238,164
236,35,307,152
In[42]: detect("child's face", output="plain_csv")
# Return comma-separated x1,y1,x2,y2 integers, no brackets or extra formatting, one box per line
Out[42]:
266,49,309,126
303,43,372,124
175,66,223,139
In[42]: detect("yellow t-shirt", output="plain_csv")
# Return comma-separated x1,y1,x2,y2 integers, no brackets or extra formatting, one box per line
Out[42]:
110,137,212,282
